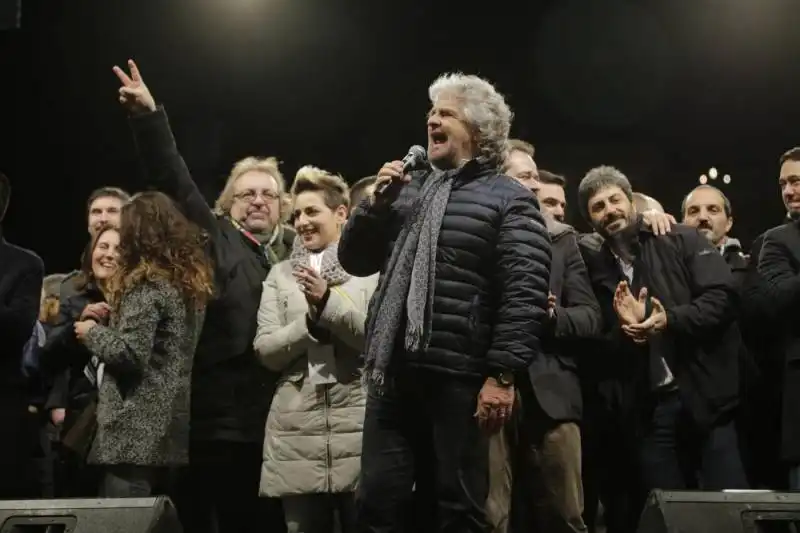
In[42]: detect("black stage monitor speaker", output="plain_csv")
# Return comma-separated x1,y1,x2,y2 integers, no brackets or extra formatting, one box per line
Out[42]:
0,496,182,533
638,490,800,533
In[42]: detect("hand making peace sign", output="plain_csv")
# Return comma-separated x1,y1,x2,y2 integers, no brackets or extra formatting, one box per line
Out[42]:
112,59,157,115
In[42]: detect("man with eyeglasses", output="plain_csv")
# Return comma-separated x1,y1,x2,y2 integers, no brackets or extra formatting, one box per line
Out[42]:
113,60,290,533
213,159,293,263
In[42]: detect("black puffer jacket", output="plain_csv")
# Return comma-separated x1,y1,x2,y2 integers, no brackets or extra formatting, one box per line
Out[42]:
339,161,552,377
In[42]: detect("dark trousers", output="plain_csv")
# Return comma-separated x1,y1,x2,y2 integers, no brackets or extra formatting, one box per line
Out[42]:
737,369,786,489
173,440,286,533
35,421,59,498
581,390,640,533
639,389,748,493
0,402,41,499
54,447,102,497
356,368,490,533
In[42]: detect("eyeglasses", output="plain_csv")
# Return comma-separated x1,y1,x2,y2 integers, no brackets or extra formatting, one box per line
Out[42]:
233,190,280,203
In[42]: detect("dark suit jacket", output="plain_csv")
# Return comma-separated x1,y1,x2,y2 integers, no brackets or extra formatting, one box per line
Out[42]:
526,219,601,422
757,221,800,460
0,233,44,398
742,230,785,367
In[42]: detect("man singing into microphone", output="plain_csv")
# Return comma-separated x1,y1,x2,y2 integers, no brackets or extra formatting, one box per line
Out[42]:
338,73,551,532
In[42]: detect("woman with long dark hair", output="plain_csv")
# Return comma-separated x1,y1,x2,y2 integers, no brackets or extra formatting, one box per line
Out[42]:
74,191,213,497
41,223,120,496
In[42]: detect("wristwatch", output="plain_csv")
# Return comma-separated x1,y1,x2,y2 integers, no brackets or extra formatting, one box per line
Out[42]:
491,370,515,387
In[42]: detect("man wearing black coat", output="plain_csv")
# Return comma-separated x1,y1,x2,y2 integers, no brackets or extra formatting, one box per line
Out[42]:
0,171,44,498
114,61,288,533
340,73,551,533
737,226,788,489
504,139,601,533
757,146,800,490
680,184,763,485
577,166,747,531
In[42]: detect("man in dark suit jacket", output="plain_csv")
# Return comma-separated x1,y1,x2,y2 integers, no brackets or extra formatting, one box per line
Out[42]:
0,171,44,498
740,227,788,489
503,140,601,533
757,146,800,489
759,219,800,488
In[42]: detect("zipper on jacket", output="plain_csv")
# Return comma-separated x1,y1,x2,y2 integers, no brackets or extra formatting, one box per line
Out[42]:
324,385,333,492
468,295,482,356
468,295,480,334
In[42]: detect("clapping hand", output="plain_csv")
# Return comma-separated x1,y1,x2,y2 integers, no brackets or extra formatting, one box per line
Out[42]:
622,296,668,343
613,281,648,326
293,265,328,307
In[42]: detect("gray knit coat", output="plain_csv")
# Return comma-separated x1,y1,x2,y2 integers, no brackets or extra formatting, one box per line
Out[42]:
83,280,204,466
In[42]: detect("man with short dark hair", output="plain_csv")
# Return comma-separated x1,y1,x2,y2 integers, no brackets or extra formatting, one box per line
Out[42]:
500,143,600,533
577,165,747,530
681,185,746,285
85,186,130,236
757,146,800,489
0,171,45,498
536,170,567,222
681,185,733,247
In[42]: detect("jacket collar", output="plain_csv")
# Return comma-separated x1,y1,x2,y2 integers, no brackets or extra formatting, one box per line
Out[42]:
546,217,575,239
431,155,498,182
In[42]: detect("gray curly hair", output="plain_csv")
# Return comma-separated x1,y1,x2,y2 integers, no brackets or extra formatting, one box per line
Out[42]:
577,165,633,221
429,73,513,165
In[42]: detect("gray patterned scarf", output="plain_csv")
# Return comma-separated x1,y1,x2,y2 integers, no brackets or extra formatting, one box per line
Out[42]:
290,237,351,287
364,168,456,389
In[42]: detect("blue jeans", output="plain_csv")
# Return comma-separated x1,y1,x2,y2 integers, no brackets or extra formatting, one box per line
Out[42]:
639,390,748,492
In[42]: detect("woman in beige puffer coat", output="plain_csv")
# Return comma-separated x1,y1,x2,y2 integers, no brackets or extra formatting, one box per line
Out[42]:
254,166,376,533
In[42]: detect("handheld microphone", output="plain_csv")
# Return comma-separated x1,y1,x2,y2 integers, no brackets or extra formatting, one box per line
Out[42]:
375,145,428,197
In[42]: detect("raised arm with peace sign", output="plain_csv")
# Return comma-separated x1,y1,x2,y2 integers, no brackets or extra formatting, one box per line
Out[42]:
112,59,157,115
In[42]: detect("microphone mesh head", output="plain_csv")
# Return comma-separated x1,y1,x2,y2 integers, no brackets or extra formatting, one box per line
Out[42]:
409,145,427,163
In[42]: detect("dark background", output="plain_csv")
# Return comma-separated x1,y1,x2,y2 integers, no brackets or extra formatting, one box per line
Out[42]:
1,0,798,273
